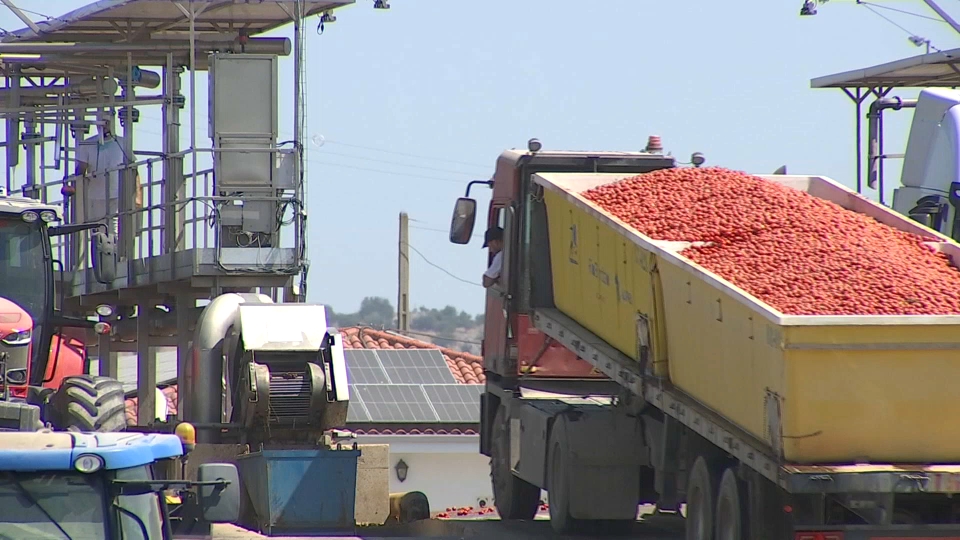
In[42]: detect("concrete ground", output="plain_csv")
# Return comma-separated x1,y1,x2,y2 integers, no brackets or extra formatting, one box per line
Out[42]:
205,513,686,540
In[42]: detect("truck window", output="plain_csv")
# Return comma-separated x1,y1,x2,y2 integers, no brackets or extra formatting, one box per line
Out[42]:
114,465,164,540
488,206,505,265
492,207,505,229
0,471,108,539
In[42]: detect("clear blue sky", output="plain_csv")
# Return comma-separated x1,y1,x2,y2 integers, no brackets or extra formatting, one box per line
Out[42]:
2,1,959,316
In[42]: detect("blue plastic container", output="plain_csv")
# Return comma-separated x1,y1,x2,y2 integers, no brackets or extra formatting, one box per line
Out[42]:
236,447,361,535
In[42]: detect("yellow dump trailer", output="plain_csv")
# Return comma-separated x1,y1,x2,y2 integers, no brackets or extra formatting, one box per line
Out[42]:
535,170,960,464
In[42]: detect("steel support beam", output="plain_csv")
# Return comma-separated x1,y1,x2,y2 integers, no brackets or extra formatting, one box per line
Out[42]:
922,0,960,37
0,0,40,34
175,295,193,421
136,303,156,425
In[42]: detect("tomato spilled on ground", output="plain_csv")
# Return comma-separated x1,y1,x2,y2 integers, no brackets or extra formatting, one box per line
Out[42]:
583,167,960,315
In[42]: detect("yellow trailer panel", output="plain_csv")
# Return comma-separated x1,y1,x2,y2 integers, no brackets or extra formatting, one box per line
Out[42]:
537,171,960,464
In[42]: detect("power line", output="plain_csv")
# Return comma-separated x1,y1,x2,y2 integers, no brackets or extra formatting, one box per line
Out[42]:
410,224,483,239
344,325,482,346
308,159,467,184
104,112,487,185
310,148,487,177
320,138,491,169
406,242,482,287
393,329,481,346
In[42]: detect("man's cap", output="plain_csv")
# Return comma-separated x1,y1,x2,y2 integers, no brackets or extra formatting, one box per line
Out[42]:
483,226,503,248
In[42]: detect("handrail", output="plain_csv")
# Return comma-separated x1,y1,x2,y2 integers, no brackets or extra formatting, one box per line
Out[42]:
22,147,305,280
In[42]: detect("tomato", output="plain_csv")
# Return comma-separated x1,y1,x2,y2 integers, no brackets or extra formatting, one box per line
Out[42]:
584,168,960,315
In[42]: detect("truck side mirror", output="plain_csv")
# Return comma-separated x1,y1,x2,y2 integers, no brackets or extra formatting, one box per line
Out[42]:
197,463,240,524
91,231,117,285
449,197,477,245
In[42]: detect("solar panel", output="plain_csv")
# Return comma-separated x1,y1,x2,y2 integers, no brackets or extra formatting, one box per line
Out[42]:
344,350,390,384
346,401,371,422
422,384,483,423
352,384,439,423
376,349,457,384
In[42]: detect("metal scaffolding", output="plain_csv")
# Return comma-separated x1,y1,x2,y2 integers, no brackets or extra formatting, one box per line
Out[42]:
0,0,355,425
811,47,960,204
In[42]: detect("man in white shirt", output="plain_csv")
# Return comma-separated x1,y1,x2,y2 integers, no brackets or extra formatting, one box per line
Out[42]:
482,226,504,288
75,111,135,235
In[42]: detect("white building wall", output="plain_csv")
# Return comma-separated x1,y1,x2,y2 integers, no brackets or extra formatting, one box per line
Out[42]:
355,434,547,512
389,452,493,510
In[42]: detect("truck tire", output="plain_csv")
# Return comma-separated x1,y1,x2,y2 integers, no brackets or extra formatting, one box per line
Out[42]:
490,406,540,520
49,375,127,432
546,419,581,534
714,468,744,540
746,470,789,540
685,456,718,540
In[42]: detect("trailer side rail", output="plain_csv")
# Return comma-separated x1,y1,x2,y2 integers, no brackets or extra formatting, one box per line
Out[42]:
532,308,960,495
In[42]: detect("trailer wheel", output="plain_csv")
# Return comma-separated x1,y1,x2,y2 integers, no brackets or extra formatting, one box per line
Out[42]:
49,375,127,432
746,469,788,540
714,468,744,540
685,456,718,540
546,418,581,534
490,406,540,520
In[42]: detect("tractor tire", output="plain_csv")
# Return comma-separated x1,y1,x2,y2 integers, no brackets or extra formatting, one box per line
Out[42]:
49,375,127,432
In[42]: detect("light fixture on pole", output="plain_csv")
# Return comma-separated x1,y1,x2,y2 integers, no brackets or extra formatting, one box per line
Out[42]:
909,35,932,54
800,0,821,16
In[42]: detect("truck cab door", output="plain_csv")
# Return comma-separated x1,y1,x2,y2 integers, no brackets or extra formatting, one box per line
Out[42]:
483,204,514,375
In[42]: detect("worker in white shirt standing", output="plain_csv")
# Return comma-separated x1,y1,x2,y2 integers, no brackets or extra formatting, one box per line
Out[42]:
482,226,504,288
74,111,140,237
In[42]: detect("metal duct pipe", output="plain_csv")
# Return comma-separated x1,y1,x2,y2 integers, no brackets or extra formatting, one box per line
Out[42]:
867,96,917,191
184,292,273,443
0,77,118,99
0,37,292,56
116,69,161,90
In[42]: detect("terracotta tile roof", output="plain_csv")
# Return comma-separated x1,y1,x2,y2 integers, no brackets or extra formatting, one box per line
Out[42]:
339,327,484,384
123,326,484,426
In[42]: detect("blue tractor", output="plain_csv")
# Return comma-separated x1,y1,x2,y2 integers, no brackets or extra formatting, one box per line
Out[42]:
0,401,240,539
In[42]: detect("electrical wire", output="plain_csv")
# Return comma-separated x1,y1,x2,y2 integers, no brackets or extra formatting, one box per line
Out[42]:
410,223,483,239
405,242,482,287
318,138,490,169
309,160,468,184
11,6,55,20
310,149,487,177
394,329,481,346
859,2,943,51
347,325,482,346
858,1,947,23
128,113,490,183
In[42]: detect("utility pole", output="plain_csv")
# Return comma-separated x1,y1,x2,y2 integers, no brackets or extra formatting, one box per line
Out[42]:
397,212,410,331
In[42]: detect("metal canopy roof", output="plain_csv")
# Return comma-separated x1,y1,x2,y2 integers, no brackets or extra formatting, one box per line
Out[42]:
811,47,960,89
3,0,355,44
0,0,355,76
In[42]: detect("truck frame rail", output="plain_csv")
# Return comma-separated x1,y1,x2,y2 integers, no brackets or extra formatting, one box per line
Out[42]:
532,307,960,496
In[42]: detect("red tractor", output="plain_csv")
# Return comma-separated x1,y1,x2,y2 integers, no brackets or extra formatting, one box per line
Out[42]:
0,193,125,432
